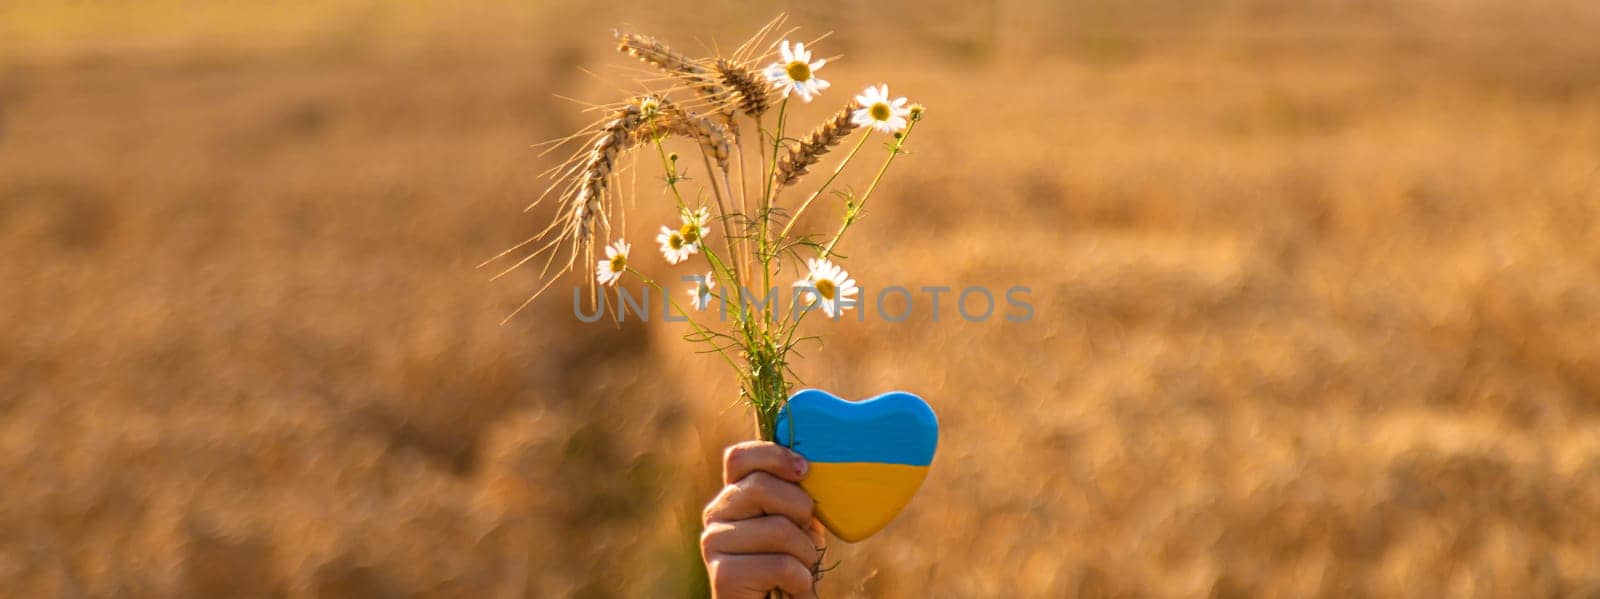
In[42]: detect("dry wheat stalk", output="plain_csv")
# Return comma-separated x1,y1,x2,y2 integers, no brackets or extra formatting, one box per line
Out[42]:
614,31,702,76
716,58,771,117
573,98,650,242
615,31,736,115
775,102,861,187
664,107,733,170
634,101,733,170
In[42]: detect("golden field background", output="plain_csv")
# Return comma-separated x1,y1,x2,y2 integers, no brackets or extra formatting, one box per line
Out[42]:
5,0,1600,596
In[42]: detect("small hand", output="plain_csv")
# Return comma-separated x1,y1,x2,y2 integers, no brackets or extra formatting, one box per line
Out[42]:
701,441,825,599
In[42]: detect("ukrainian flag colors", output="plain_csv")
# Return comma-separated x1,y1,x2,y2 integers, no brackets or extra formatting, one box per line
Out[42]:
775,389,938,542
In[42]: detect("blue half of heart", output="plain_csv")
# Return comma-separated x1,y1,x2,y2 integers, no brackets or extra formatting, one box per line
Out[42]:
774,389,938,466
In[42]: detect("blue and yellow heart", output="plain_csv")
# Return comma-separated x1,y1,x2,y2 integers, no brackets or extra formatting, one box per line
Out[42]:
775,389,938,542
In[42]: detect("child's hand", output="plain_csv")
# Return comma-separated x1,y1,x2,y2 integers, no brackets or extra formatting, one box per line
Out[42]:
701,441,825,598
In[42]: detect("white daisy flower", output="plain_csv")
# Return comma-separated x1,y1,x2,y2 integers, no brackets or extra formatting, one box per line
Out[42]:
656,206,711,265
851,84,911,134
793,257,859,318
679,206,711,247
689,271,716,311
596,239,630,286
763,40,830,102
656,226,694,264
638,96,662,118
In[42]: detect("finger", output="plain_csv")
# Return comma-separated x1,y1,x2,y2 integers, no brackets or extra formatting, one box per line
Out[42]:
700,516,820,566
723,441,808,485
707,554,815,599
805,519,826,550
704,472,815,529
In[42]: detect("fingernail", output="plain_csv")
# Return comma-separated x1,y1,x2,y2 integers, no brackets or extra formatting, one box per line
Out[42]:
793,457,809,478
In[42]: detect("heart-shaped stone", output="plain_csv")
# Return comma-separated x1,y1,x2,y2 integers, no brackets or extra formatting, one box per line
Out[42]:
775,389,938,542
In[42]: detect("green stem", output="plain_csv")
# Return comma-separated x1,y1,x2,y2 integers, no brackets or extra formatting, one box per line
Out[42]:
650,132,689,209
778,131,871,241
760,99,790,326
627,270,743,375
698,245,747,324
784,118,923,335
761,99,790,215
821,118,921,258
695,147,744,283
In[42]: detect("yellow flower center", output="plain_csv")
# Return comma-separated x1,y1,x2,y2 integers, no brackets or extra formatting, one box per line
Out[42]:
869,102,891,121
668,233,685,250
785,61,811,82
814,278,837,301
609,255,627,272
678,223,700,244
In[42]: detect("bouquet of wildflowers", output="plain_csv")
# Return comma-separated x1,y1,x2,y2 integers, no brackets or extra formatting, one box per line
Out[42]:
488,16,924,441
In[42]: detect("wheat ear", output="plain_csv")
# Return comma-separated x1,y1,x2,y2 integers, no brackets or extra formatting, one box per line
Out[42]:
614,31,736,115
573,98,651,242
715,59,771,117
638,101,733,170
775,102,861,187
614,31,702,76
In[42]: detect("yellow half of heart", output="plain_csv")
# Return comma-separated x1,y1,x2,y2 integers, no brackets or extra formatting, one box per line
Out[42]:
801,461,931,542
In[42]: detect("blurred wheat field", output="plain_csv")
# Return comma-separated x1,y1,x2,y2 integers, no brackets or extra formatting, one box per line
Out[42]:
4,0,1600,596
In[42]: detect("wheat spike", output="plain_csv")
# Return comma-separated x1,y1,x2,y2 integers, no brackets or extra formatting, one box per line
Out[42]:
615,31,736,116
637,101,733,170
716,59,770,117
614,31,703,75
573,98,651,242
775,102,861,187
